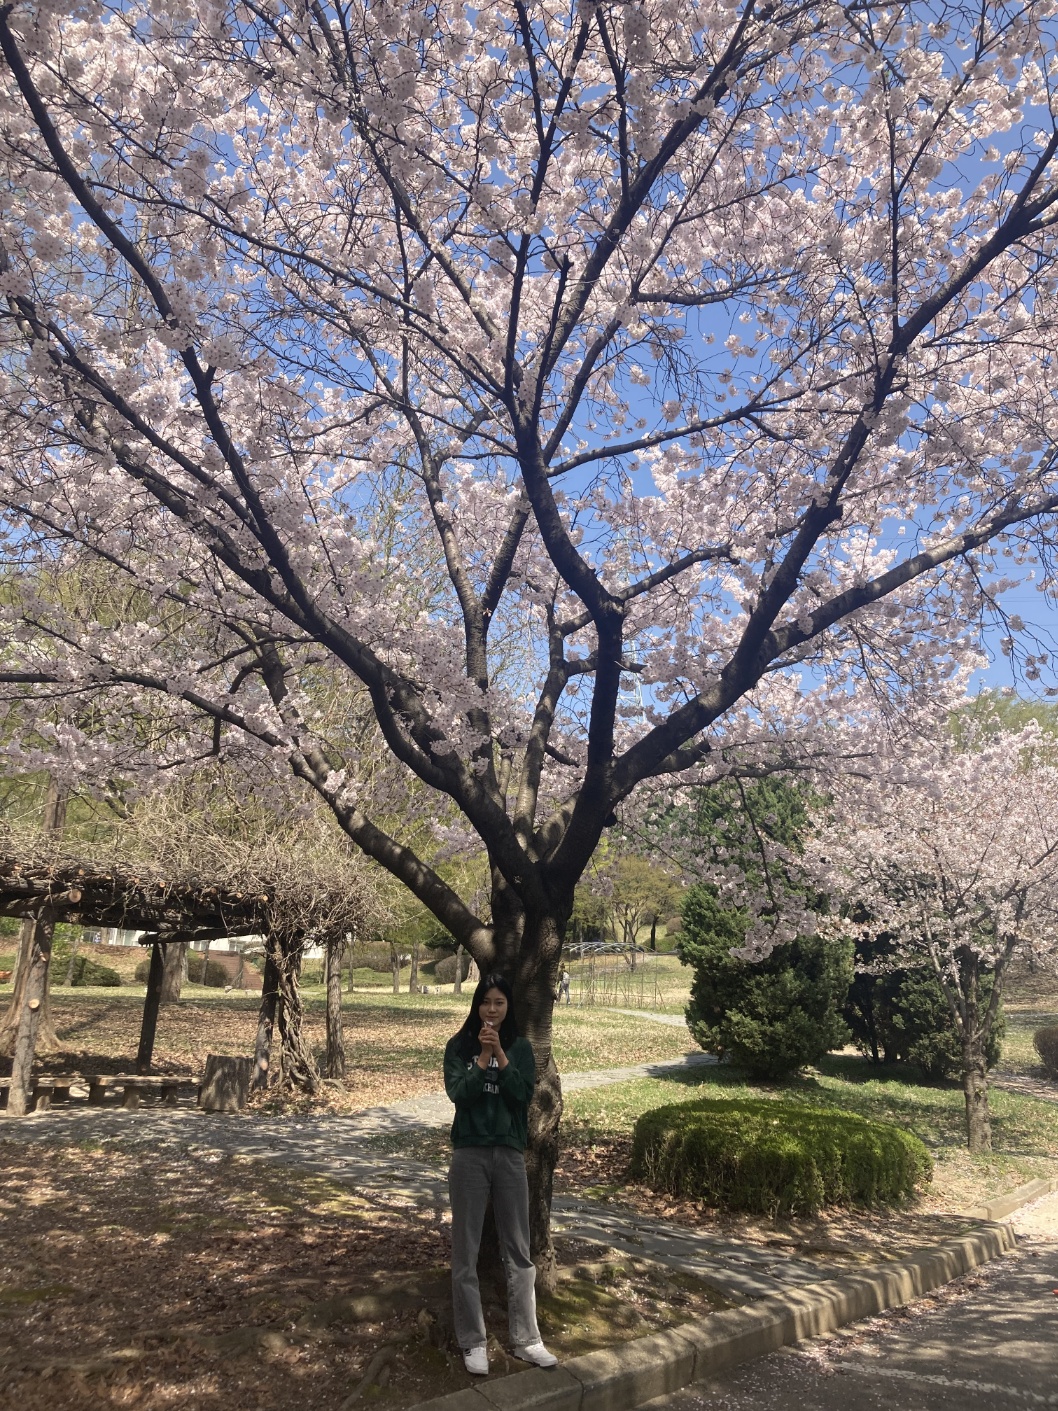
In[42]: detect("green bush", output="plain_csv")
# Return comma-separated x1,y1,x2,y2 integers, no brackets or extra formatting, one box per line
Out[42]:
1034,1026,1058,1079
187,954,231,988
845,938,1003,1080
679,887,852,1080
134,954,231,987
353,941,395,973
434,951,471,985
70,955,122,987
631,1098,932,1216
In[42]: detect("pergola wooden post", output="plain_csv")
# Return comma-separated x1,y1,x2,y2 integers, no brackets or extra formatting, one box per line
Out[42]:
252,949,280,1091
6,906,57,1116
135,942,166,1075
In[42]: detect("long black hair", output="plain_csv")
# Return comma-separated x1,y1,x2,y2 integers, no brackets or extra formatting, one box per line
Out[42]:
451,972,519,1059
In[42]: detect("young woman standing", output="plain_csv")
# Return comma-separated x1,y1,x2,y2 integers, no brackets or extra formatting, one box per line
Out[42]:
443,972,558,1377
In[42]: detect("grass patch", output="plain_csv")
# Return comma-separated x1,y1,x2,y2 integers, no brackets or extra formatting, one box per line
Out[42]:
1003,1003,1058,1074
4,988,694,1111
560,1054,1058,1213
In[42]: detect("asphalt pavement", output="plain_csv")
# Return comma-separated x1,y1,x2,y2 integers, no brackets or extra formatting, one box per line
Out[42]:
644,1192,1058,1411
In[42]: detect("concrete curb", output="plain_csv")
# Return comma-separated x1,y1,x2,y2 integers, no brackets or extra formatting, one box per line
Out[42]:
966,1172,1058,1221
407,1222,1017,1411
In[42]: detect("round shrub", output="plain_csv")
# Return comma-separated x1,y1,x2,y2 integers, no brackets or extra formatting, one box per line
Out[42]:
70,955,122,987
1034,1026,1058,1079
354,941,394,973
434,951,472,985
631,1098,932,1216
187,955,231,987
136,954,230,987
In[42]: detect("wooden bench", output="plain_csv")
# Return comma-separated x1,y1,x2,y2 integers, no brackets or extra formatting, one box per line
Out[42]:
0,1076,80,1111
84,1074,200,1108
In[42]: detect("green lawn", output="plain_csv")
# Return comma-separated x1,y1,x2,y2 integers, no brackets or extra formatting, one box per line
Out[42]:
560,1053,1058,1212
558,950,691,1015
1,984,694,1111
999,999,1058,1074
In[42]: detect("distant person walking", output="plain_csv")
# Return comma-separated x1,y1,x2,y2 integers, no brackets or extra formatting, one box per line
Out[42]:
557,968,571,1005
443,973,558,1378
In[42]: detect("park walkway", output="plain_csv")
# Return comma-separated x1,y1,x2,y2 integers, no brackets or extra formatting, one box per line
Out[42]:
0,1049,842,1301
647,1187,1058,1410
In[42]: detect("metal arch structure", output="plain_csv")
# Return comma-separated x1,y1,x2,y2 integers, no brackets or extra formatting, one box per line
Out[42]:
562,940,665,1010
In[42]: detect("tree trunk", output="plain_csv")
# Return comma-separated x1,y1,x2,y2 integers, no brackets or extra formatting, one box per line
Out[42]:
136,943,165,1074
962,1036,993,1153
0,779,68,1056
324,933,346,1079
252,950,280,1091
271,928,318,1094
453,943,464,995
1,914,60,1057
409,942,420,994
391,949,400,994
861,986,881,1065
2,918,36,1051
196,939,212,984
64,930,81,985
498,906,566,1294
7,908,57,1115
160,941,187,1003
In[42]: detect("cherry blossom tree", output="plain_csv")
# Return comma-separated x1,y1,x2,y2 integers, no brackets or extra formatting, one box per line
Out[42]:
808,724,1058,1152
2,0,1058,1271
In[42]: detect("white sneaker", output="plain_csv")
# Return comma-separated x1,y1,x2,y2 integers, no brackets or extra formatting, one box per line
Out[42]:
463,1346,489,1376
513,1341,558,1368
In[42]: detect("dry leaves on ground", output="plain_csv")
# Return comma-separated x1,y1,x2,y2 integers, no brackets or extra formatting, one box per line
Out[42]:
0,1141,727,1411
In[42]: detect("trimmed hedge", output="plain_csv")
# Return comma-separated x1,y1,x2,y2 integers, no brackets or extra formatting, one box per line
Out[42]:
434,951,472,985
631,1097,932,1216
69,955,122,988
1035,1026,1058,1080
134,954,231,988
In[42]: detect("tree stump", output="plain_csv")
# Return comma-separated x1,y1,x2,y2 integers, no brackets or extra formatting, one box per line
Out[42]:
198,1055,253,1112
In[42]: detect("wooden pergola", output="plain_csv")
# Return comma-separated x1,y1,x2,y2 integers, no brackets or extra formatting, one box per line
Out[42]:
0,845,357,1115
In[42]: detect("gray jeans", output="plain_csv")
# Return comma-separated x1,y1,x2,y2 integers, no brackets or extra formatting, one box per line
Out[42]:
448,1145,542,1351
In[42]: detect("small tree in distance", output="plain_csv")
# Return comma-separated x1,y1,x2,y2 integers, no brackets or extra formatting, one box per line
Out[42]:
810,724,1058,1152
589,851,683,963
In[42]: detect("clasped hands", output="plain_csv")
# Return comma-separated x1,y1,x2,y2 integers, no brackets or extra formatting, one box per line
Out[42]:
476,1022,508,1070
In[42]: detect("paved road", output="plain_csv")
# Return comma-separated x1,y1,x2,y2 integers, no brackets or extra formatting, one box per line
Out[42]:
645,1192,1058,1410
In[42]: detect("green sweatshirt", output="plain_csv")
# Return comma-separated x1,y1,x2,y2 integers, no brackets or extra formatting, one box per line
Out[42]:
444,1034,535,1151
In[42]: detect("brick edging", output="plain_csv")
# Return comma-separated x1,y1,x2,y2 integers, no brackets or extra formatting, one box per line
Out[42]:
408,1221,1017,1411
